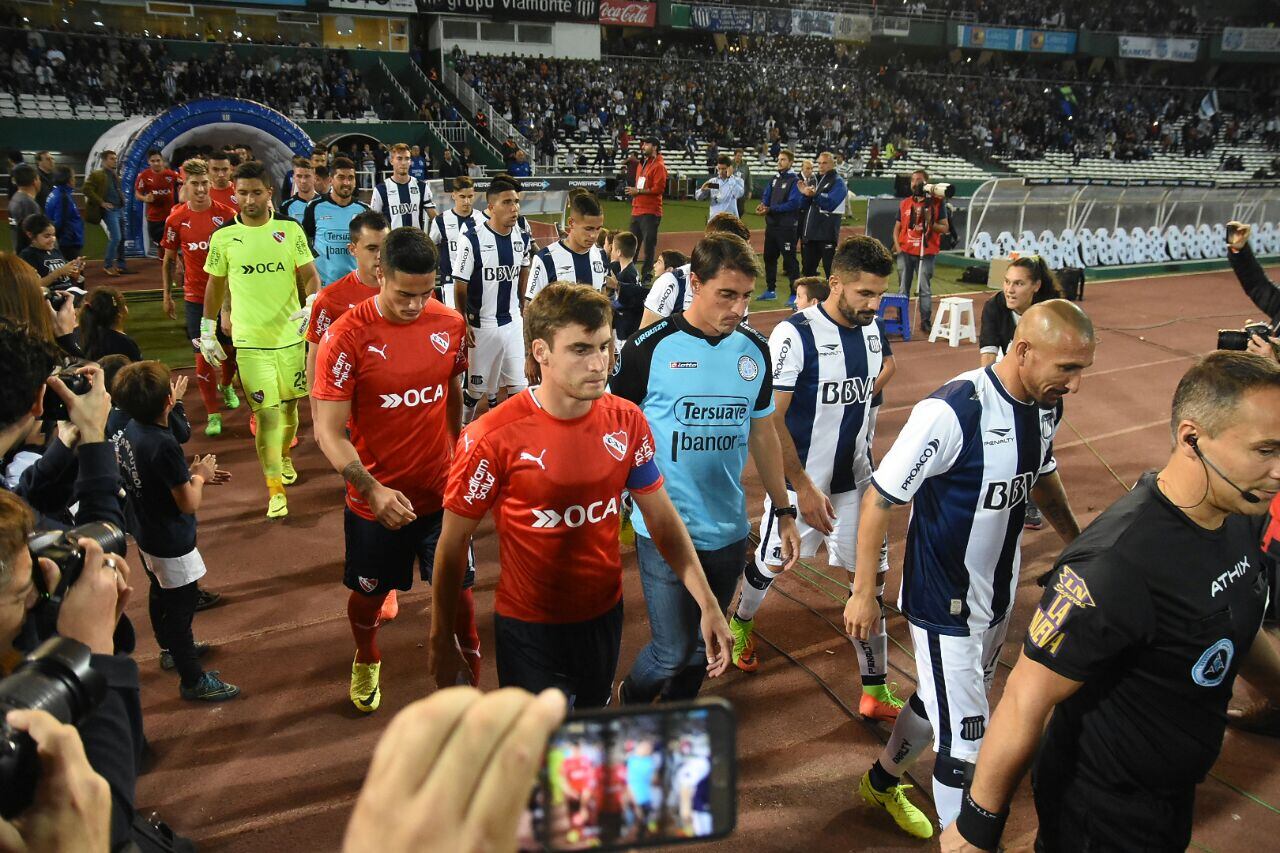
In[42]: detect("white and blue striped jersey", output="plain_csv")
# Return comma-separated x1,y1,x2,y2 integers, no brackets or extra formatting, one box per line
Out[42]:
644,263,692,317
526,240,609,301
872,366,1062,637
771,306,892,495
452,222,534,328
643,262,748,321
428,208,485,308
369,176,435,229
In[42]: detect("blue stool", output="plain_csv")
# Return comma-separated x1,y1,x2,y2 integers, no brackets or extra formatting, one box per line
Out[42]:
877,294,912,341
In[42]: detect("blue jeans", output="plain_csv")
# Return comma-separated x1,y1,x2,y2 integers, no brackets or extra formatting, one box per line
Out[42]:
625,535,746,703
102,208,125,270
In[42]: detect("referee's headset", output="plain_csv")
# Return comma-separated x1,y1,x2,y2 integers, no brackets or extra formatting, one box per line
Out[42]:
1187,433,1262,504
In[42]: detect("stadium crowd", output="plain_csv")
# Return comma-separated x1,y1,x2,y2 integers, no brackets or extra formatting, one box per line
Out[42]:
0,26,388,119
455,46,1276,170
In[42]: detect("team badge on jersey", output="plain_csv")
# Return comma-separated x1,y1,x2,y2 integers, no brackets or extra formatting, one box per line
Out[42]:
603,430,628,461
1192,639,1233,687
867,334,882,354
358,576,378,593
212,216,225,226
430,331,450,355
273,231,286,243
738,355,759,381
1041,410,1056,439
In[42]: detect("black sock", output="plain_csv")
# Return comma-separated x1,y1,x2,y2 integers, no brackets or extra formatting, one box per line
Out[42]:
868,759,899,792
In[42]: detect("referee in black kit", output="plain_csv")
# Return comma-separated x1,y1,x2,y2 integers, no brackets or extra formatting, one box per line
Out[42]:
943,351,1280,853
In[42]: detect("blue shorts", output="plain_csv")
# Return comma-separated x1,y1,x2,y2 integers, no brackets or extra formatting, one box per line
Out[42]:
343,507,475,596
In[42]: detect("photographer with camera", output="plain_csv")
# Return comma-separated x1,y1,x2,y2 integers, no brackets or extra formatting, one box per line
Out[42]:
1225,221,1280,364
0,319,122,530
893,170,949,335
0,489,141,849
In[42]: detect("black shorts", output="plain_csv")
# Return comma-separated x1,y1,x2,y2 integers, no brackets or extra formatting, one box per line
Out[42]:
147,219,165,247
494,599,623,709
343,506,475,596
184,300,232,351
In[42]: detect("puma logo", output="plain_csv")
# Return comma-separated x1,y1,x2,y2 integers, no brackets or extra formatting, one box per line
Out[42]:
367,344,388,360
519,449,547,470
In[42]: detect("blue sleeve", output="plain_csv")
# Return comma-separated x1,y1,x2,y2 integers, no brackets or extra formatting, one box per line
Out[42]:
45,192,64,228
71,442,127,534
626,457,661,492
817,179,847,212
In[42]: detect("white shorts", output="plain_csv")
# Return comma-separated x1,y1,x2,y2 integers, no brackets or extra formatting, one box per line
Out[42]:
468,321,526,396
757,484,886,572
142,547,207,590
908,618,1009,762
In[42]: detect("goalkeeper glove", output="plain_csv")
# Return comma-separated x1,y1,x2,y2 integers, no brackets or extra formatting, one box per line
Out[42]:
198,317,227,367
290,292,317,337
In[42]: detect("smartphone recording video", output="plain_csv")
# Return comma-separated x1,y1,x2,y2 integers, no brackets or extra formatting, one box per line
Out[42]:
520,698,735,851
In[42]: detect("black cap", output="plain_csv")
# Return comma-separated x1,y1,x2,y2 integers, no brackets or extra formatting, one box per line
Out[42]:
644,136,660,148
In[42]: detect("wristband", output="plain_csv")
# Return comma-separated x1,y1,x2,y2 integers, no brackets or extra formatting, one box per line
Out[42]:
956,790,1007,851
199,317,217,338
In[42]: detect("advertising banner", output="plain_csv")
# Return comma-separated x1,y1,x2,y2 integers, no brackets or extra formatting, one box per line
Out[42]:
598,0,655,27
833,12,872,43
418,0,599,23
958,25,1076,54
1118,35,1199,62
1222,27,1280,53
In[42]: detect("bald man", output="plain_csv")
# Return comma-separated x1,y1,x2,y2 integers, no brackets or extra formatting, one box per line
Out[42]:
846,300,1095,838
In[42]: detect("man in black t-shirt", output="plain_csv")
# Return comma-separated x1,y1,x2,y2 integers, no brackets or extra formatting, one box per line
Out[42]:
944,351,1280,853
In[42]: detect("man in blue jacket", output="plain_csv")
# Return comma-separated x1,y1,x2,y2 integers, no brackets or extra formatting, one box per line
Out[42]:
45,166,84,261
800,152,848,279
755,150,803,306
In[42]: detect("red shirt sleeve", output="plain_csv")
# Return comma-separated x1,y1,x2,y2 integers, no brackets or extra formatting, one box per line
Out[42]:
450,313,467,377
625,409,663,495
311,324,358,401
443,427,501,519
160,210,180,252
305,288,337,346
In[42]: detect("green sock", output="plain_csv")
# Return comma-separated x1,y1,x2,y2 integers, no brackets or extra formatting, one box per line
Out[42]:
254,404,284,481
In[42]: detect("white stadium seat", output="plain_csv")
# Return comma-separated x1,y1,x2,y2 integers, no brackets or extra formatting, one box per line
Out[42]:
1094,228,1116,266
1129,227,1150,264
1210,224,1227,258
1166,225,1187,260
1058,229,1083,267
1147,227,1169,262
1112,228,1133,265
1259,223,1278,255
970,231,995,261
1182,225,1202,259
1197,224,1218,259
1037,229,1061,269
994,231,1017,257
1016,230,1040,257
1078,228,1099,267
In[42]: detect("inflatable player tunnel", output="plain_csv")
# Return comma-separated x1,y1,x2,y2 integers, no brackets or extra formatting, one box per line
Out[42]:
85,98,313,257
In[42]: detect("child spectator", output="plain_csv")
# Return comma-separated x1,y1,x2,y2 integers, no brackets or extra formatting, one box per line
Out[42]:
792,276,830,311
610,231,645,344
79,287,141,362
19,214,86,290
111,360,239,702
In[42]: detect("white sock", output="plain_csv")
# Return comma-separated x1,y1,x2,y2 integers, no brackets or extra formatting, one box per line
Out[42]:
850,568,889,688
878,694,933,778
462,393,480,426
736,559,780,621
933,778,963,830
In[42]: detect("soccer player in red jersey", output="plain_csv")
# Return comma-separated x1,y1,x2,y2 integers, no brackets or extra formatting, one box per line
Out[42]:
206,151,238,210
135,149,181,255
313,227,479,713
429,283,733,706
303,210,388,391
160,159,241,436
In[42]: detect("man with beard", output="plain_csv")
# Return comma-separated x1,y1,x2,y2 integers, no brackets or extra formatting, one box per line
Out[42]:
302,157,370,288
626,137,667,284
730,237,904,726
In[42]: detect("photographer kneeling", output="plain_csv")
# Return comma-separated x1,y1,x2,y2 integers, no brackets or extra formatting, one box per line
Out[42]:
0,491,139,851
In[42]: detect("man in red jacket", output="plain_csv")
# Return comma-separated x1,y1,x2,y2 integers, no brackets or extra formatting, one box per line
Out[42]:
627,137,667,284
135,149,181,257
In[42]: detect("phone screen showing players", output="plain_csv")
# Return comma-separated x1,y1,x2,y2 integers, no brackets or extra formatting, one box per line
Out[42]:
523,705,729,850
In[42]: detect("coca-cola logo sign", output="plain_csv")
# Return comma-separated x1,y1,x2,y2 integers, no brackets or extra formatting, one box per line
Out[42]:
599,0,655,27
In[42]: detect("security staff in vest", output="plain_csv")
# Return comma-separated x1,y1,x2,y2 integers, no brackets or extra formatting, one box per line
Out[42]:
942,351,1280,853
799,151,848,279
755,149,803,307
